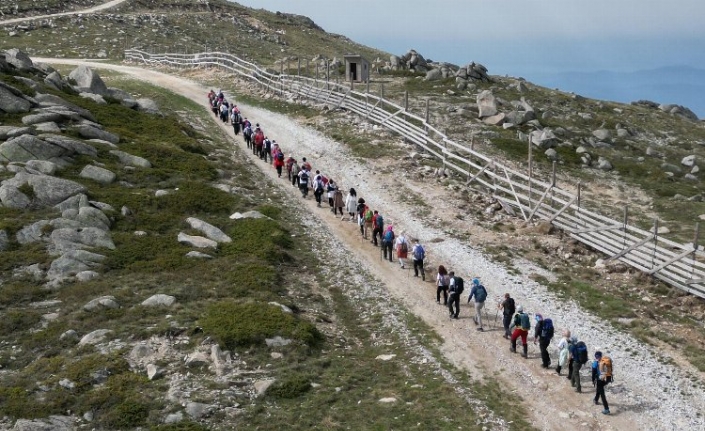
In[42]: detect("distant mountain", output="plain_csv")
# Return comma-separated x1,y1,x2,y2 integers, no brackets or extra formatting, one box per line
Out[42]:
530,66,705,119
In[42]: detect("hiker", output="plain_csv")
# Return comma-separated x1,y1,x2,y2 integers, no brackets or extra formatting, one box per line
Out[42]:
412,239,426,281
298,167,310,198
509,306,531,358
395,232,409,269
435,264,449,304
467,278,487,331
499,293,515,339
313,171,325,207
371,211,384,246
301,157,312,172
220,102,229,123
273,149,285,178
568,337,589,393
290,159,300,187
533,314,554,368
286,155,297,182
566,336,578,382
555,330,571,375
333,187,345,216
262,137,272,163
344,188,358,222
327,179,338,211
357,198,367,236
253,126,264,156
382,226,395,262
363,205,374,239
447,271,464,319
230,109,241,135
591,350,613,415
243,124,253,149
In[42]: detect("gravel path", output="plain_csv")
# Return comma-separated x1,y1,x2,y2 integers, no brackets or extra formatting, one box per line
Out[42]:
38,59,705,431
0,0,128,25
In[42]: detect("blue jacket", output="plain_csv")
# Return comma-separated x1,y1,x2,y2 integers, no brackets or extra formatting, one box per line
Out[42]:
467,285,486,303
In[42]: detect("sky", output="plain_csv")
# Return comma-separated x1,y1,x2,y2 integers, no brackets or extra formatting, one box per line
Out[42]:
233,1,705,115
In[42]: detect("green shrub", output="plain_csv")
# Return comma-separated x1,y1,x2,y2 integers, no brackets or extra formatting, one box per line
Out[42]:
150,423,210,431
0,309,41,333
257,204,282,220
156,182,237,216
78,372,156,429
266,374,312,399
104,232,191,271
201,301,323,350
221,218,293,263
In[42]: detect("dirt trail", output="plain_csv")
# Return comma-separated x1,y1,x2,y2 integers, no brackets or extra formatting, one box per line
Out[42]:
0,0,128,25
34,59,698,431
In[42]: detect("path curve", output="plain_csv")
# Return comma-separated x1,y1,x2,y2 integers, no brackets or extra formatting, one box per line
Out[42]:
0,0,129,25
34,58,705,431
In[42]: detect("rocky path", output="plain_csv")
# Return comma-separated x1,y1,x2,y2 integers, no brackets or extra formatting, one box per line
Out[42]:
0,0,128,25
36,59,705,431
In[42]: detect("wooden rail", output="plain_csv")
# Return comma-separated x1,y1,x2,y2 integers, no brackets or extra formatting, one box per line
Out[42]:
124,49,705,300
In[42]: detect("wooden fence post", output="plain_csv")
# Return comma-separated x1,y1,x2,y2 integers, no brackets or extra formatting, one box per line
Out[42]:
298,58,301,76
404,91,409,112
576,182,582,229
551,161,556,207
425,98,430,133
622,206,629,249
692,222,701,279
528,137,533,212
652,218,659,268
381,82,385,100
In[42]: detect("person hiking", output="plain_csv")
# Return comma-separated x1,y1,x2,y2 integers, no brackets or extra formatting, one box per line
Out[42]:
412,239,426,281
230,109,241,135
357,199,367,236
327,179,338,211
395,232,409,269
290,160,300,188
382,226,395,262
262,137,272,163
298,167,310,198
273,149,285,178
533,314,554,368
243,124,253,149
301,157,312,172
591,350,613,415
344,188,358,222
313,171,325,207
333,187,345,217
447,271,464,319
371,211,384,246
565,335,578,382
499,293,515,339
253,126,264,157
509,306,531,358
467,278,487,331
286,156,297,182
435,264,449,304
569,337,589,393
555,330,571,376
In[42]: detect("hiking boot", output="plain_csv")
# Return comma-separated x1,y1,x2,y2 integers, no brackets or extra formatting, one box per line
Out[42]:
602,409,610,415
422,275,425,281
436,300,440,304
503,334,508,340
476,327,484,332
575,388,581,393
509,347,516,353
594,400,600,406
453,315,459,319
521,345,528,358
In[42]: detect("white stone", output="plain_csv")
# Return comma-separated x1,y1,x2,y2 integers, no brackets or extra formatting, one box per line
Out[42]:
254,379,276,397
375,354,396,361
79,329,112,345
378,397,397,403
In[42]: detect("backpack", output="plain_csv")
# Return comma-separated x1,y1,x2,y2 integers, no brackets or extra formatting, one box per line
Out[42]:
599,356,613,382
383,230,394,243
364,210,373,222
277,152,284,161
375,214,384,229
519,313,531,330
450,277,464,295
541,318,554,339
474,285,487,302
575,341,588,365
504,297,515,316
299,171,309,183
412,244,425,260
400,241,408,254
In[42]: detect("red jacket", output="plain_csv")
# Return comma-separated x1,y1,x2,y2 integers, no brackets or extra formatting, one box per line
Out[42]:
253,131,264,147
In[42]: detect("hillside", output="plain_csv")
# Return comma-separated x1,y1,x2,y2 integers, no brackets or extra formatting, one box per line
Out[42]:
3,1,705,430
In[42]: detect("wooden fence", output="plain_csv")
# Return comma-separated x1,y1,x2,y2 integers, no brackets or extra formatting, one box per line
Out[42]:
124,48,705,300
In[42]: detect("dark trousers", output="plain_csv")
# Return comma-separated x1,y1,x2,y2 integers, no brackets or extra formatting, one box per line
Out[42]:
262,149,270,163
233,124,240,135
567,358,574,380
413,258,425,279
436,285,448,304
276,166,282,177
254,145,260,155
292,173,299,187
245,136,251,149
372,227,382,245
571,362,582,391
299,184,308,197
503,314,512,337
334,206,343,216
382,241,393,261
314,189,323,205
595,379,609,410
539,338,551,367
448,293,459,317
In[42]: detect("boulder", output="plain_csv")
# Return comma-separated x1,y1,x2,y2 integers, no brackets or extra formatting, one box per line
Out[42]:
185,402,212,419
177,232,218,249
3,173,87,206
0,126,33,140
22,112,65,126
545,148,558,161
47,249,106,282
79,92,107,105
661,163,683,175
78,329,112,346
185,217,232,243
34,93,97,122
530,129,558,149
476,90,498,118
50,227,115,254
682,155,696,167
186,251,213,259
41,134,98,158
68,65,109,96
79,165,116,184
44,71,65,90
0,184,31,209
0,134,66,162
504,110,536,125
55,193,90,212
592,129,612,142
0,85,32,113
597,157,613,171
76,271,100,282
136,98,160,114
4,48,34,71
11,416,74,431
109,150,151,168
83,295,119,312
76,206,111,231
482,113,505,126
424,68,443,81
73,124,119,144
16,220,52,244
147,364,163,381
141,294,176,307
34,122,62,134
108,88,138,108
229,211,268,220
25,160,56,175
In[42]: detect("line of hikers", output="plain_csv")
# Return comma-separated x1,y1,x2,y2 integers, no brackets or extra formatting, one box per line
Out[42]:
216,90,614,416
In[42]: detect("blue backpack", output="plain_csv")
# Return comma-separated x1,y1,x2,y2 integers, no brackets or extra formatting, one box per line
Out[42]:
383,230,394,243
541,318,554,339
413,244,425,260
474,285,487,302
